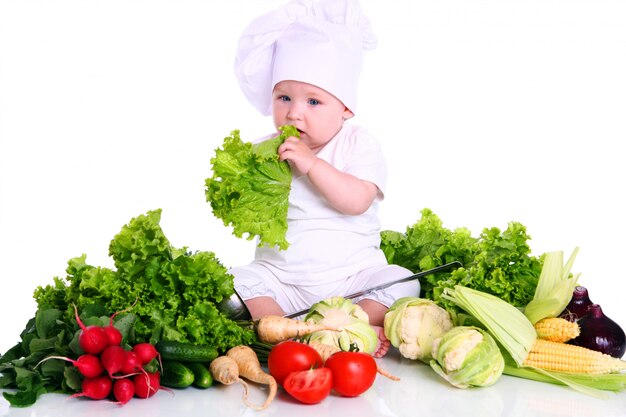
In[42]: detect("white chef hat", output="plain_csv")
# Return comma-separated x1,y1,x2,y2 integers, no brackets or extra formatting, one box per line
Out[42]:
234,0,377,116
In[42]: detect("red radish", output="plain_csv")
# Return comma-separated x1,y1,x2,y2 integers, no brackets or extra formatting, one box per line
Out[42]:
36,354,104,379
73,304,109,355
101,345,127,377
133,372,160,398
103,302,137,347
70,375,113,400
113,378,135,405
103,325,123,347
121,350,144,375
132,343,159,365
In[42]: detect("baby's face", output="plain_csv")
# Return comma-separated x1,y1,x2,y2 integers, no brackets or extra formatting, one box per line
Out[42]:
272,80,353,153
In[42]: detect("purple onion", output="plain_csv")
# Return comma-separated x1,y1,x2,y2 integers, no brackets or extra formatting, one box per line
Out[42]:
559,286,593,322
569,304,626,358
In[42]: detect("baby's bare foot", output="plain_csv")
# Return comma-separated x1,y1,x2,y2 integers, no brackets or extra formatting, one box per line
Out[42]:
372,325,390,358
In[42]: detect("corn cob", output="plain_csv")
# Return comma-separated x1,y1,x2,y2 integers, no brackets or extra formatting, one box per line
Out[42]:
534,317,580,343
523,339,626,374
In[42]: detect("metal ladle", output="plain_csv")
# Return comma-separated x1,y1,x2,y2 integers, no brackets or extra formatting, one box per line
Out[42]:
217,261,462,321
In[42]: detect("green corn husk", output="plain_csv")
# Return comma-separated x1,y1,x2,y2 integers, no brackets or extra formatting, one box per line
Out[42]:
524,248,581,324
442,286,536,366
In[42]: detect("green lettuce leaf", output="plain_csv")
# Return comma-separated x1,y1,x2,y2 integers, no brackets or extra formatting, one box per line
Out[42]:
205,125,298,250
33,209,255,350
381,208,542,311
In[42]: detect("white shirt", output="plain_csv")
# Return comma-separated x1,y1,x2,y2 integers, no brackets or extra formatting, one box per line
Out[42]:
253,122,389,285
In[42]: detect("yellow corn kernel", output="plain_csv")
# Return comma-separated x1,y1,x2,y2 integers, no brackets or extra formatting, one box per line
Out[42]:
523,339,626,374
534,317,580,343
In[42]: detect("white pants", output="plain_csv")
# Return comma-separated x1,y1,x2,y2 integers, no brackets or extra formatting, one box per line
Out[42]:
230,262,419,317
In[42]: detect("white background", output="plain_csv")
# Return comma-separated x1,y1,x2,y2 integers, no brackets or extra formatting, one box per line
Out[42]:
1,0,625,357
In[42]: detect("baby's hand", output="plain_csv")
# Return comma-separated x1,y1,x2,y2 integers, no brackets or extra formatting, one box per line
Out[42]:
278,136,317,175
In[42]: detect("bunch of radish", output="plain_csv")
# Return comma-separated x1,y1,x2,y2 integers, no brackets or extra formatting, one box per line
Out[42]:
37,305,162,404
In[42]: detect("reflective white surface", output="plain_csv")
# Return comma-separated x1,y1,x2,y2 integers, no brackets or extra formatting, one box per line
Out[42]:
2,349,625,417
2,0,626,357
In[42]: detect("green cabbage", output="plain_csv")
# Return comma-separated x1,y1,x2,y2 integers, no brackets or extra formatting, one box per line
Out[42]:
205,125,298,250
304,296,378,354
383,296,454,361
429,326,504,388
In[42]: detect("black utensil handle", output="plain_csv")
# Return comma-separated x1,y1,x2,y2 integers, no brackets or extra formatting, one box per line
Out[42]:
284,261,462,319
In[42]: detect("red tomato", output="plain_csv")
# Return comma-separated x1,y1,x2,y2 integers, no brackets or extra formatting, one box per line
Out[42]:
283,367,333,404
268,341,323,386
324,351,378,397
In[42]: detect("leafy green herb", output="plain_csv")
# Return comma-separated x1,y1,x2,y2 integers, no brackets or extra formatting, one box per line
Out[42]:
205,125,299,250
0,307,138,407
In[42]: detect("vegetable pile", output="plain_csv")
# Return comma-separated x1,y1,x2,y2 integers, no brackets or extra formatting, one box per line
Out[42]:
381,246,626,397
442,283,626,397
195,313,399,408
0,209,255,407
2,120,626,410
240,309,401,406
0,303,162,406
266,340,382,404
379,211,626,397
205,125,299,250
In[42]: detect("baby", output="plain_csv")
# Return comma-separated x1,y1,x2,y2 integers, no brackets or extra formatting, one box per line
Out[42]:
230,0,418,358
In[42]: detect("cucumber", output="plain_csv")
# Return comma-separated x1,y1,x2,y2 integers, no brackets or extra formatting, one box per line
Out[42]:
161,361,195,389
186,362,214,389
156,341,219,363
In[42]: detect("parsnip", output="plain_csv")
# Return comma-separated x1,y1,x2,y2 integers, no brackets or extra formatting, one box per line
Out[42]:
227,345,277,410
209,355,250,402
255,315,339,344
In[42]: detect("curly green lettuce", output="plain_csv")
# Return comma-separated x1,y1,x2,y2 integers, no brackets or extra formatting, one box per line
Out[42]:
381,208,542,311
33,209,255,350
205,125,299,250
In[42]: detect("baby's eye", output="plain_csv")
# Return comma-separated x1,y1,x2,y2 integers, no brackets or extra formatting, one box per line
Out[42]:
278,95,291,102
308,98,320,106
